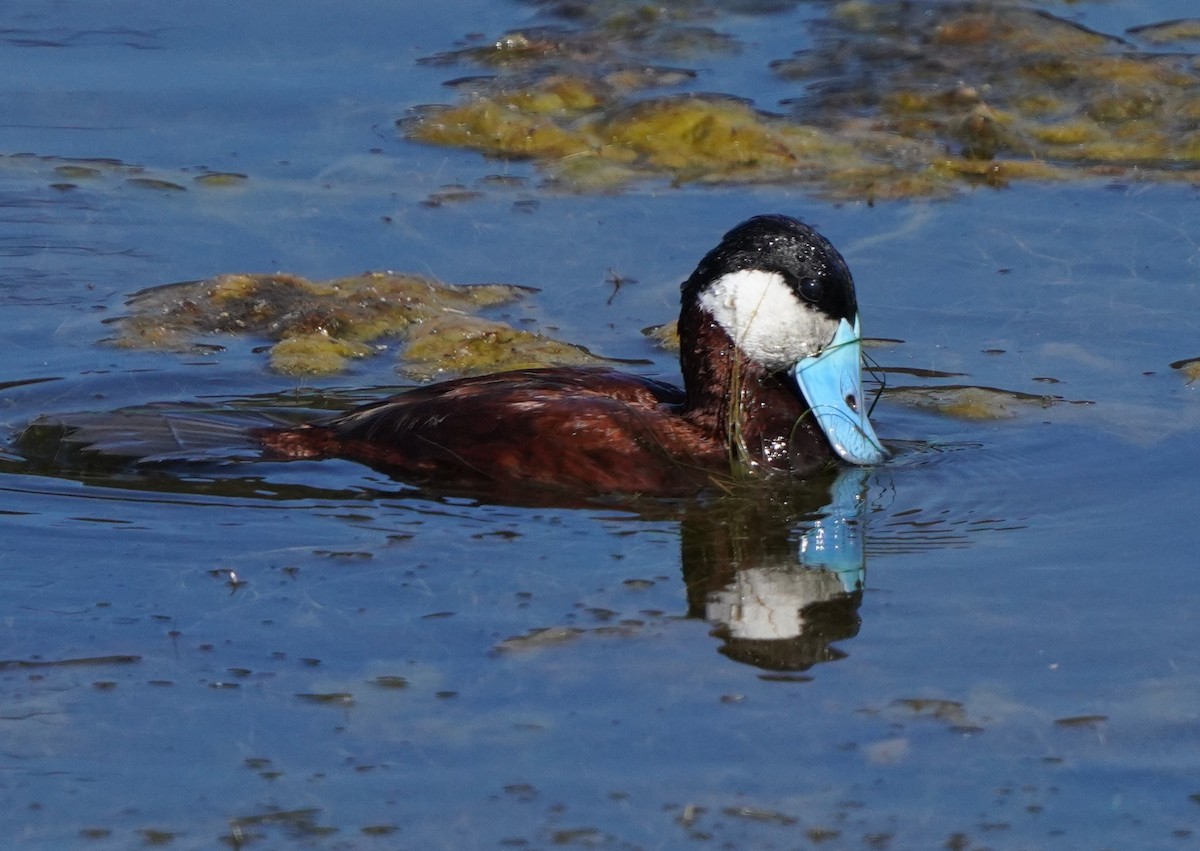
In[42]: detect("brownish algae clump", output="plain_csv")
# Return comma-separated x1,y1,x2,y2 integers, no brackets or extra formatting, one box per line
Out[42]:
1,152,246,193
1171,356,1200,383
402,314,618,381
881,384,1082,420
109,272,620,377
402,1,1200,199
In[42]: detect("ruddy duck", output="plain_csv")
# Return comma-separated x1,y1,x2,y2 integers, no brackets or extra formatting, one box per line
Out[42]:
258,214,885,497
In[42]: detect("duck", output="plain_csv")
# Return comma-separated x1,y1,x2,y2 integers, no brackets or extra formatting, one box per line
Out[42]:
256,214,886,498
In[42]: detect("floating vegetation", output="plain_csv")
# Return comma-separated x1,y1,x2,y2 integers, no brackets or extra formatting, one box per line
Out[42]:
494,626,585,652
361,824,399,836
721,806,798,826
402,314,622,380
53,164,102,180
125,177,187,192
137,828,178,845
295,691,355,706
405,87,941,199
1127,18,1200,46
493,622,645,653
107,272,622,377
401,1,1200,199
268,332,375,376
192,171,248,187
642,321,679,351
1170,356,1200,383
370,675,410,689
782,3,1200,175
882,384,1091,420
890,697,970,726
225,807,335,842
0,152,245,193
419,185,485,207
0,653,140,670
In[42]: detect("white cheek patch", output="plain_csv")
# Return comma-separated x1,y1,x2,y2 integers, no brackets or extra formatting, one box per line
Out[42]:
697,269,838,370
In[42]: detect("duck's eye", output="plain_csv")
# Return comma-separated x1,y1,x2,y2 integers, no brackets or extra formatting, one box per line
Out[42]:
798,276,823,303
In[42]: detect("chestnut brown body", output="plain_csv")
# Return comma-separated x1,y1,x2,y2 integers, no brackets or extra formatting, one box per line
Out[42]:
258,343,830,499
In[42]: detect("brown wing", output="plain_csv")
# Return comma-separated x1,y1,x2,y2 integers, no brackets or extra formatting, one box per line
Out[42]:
260,368,725,496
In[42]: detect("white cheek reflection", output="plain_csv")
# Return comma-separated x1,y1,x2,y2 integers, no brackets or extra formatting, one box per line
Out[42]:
706,468,867,643
706,566,848,640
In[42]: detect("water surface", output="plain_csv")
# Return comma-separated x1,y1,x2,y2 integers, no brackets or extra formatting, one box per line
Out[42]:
2,1,1200,848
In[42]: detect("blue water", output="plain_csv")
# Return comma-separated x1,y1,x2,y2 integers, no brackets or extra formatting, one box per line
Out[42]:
3,1,1200,848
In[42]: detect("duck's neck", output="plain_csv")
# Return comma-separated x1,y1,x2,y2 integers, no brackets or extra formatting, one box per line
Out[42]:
678,301,829,470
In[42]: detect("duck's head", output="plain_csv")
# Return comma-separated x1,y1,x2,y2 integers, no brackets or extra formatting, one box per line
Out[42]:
680,214,886,466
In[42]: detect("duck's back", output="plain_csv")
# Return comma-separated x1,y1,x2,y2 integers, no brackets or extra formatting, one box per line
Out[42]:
257,368,725,497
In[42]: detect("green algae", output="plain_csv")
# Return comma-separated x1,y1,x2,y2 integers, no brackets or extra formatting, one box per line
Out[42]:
778,3,1200,175
408,97,598,161
408,90,923,196
882,384,1085,420
598,95,853,180
125,177,187,192
269,332,375,376
402,1,1200,200
108,271,621,377
192,171,248,187
642,321,679,351
890,697,971,726
53,164,102,180
1,153,251,194
1170,356,1200,383
401,314,619,380
1128,19,1200,46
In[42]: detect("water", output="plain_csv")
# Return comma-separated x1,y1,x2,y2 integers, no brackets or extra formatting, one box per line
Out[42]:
3,1,1200,848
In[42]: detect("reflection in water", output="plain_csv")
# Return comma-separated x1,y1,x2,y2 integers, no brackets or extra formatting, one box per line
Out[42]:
680,468,867,672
